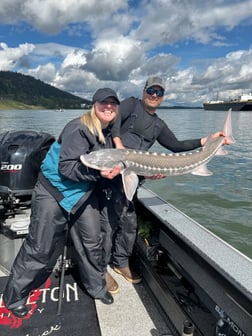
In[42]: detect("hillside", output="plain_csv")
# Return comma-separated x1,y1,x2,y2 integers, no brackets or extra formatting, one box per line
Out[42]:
0,71,91,110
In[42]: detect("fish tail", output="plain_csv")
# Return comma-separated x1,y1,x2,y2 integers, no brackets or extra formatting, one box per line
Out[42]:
223,109,235,144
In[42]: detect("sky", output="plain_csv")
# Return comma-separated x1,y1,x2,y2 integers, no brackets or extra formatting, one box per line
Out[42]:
1,0,252,107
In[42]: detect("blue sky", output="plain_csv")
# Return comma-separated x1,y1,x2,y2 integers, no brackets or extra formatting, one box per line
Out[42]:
1,0,252,106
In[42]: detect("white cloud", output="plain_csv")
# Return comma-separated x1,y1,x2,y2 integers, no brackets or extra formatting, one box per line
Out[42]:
0,43,35,70
83,36,144,81
61,49,87,68
0,0,127,35
0,0,252,105
27,62,56,83
132,0,252,46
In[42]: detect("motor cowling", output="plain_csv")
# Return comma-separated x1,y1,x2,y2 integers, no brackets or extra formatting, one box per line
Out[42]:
0,130,55,197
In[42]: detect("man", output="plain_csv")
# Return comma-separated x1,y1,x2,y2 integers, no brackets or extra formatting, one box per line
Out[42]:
104,75,227,286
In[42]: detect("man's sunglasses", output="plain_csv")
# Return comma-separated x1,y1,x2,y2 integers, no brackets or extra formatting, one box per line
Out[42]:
145,87,164,97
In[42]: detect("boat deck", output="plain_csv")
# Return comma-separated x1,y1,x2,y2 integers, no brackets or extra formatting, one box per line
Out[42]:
1,186,251,335
96,266,172,336
0,234,173,336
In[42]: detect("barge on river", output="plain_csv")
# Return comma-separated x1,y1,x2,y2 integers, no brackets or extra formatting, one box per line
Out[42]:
203,93,252,111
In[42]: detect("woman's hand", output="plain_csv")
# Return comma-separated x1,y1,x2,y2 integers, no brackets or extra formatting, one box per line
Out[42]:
100,164,122,179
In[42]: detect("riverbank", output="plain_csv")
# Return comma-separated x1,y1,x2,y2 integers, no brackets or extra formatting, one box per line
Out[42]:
0,99,44,110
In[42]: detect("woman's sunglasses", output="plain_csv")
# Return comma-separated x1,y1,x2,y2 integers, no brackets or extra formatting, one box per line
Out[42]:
145,87,164,97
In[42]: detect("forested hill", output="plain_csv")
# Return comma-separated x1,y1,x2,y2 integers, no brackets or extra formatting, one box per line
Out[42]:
0,71,91,110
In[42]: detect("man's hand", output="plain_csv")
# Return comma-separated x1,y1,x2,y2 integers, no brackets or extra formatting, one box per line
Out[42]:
201,131,232,146
113,137,125,149
100,164,122,179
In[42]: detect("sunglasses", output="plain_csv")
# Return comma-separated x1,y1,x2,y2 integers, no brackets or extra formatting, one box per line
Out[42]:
146,87,164,97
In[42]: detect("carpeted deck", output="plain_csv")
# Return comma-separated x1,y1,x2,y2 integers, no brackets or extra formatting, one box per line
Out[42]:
0,272,101,336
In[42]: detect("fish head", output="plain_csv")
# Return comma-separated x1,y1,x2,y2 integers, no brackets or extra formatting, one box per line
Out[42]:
80,148,125,170
80,148,139,201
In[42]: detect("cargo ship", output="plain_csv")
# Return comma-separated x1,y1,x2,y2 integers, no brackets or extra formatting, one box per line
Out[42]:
203,93,252,111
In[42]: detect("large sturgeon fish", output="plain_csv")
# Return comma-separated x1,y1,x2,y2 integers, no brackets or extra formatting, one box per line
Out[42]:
80,109,235,201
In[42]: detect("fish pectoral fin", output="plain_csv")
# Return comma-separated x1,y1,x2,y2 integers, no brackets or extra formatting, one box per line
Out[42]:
191,164,213,176
215,146,228,156
121,170,139,201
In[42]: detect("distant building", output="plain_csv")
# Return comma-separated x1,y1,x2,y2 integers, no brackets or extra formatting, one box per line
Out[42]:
81,103,92,109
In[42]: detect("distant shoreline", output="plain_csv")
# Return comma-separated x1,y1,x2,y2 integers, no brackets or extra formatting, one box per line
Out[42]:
0,99,203,111
1,105,203,111
159,106,203,109
0,99,45,110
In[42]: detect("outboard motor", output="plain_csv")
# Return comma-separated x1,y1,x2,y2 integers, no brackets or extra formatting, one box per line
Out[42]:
0,130,55,237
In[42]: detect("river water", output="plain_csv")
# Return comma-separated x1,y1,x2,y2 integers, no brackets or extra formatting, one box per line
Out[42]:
0,108,251,258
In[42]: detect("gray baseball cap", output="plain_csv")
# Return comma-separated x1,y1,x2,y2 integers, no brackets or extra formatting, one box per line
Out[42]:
145,76,166,90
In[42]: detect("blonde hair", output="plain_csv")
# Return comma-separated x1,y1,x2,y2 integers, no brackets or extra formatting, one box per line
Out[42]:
80,105,115,144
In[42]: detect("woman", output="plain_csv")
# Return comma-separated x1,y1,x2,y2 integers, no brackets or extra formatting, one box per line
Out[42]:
3,87,121,317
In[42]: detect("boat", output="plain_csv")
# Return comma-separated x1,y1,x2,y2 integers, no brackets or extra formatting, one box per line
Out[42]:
203,93,252,111
135,186,252,335
0,130,251,335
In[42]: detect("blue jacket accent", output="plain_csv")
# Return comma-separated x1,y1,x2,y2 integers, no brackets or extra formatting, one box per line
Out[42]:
41,141,91,212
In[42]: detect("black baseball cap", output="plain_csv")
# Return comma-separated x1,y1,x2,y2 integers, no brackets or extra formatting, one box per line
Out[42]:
92,88,120,104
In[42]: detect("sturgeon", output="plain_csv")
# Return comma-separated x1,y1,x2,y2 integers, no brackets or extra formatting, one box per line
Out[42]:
80,109,235,201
